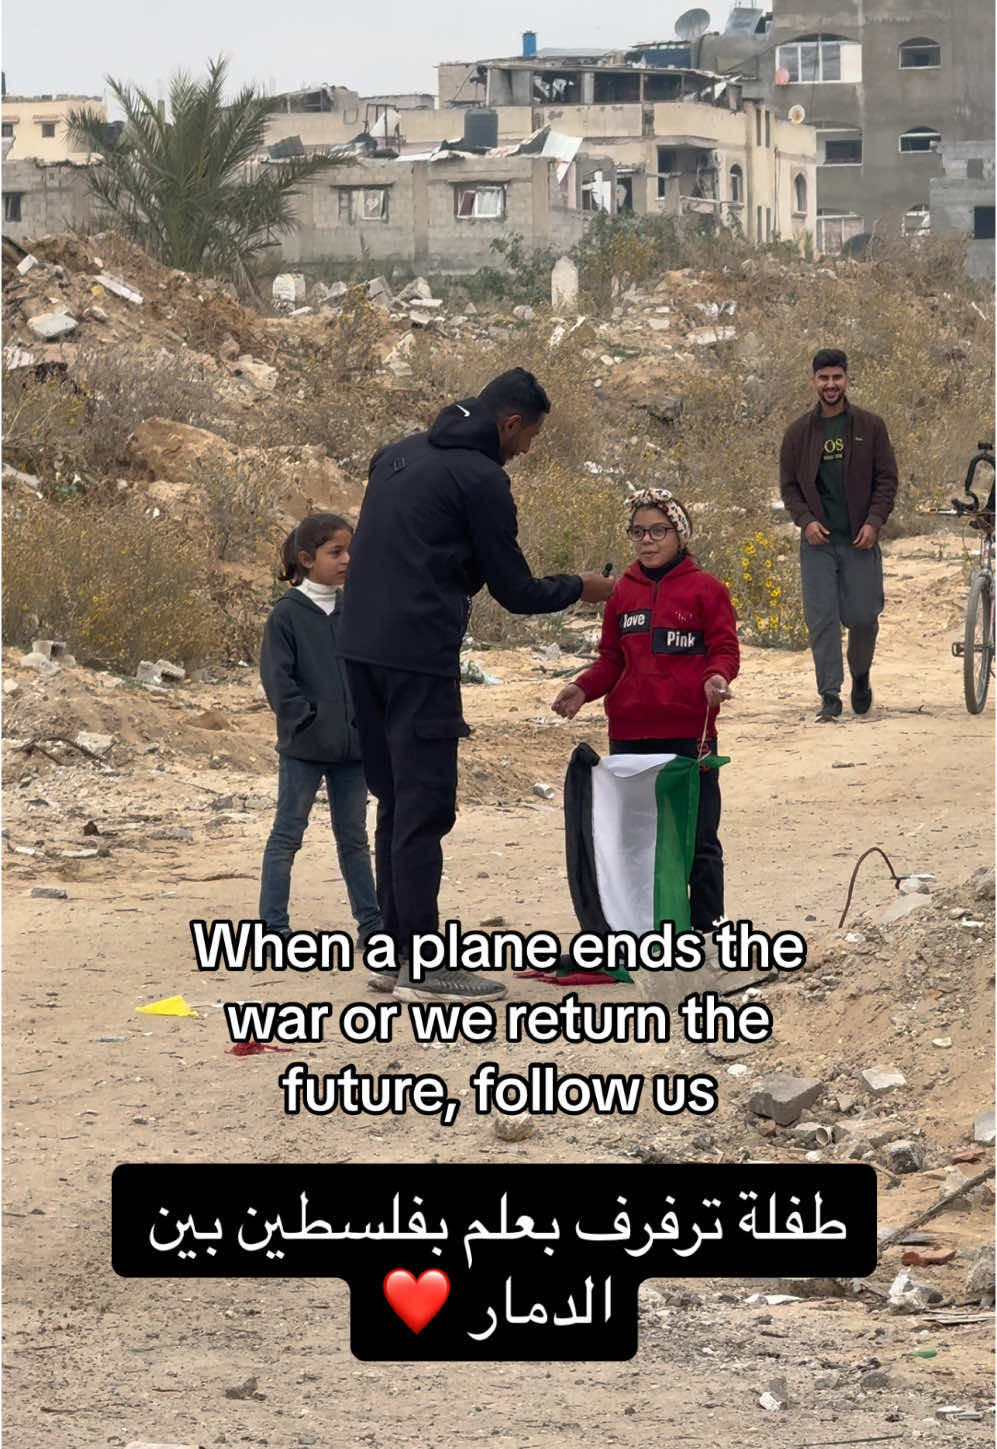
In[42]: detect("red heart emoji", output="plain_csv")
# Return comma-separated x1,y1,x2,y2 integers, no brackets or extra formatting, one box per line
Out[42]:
383,1269,450,1334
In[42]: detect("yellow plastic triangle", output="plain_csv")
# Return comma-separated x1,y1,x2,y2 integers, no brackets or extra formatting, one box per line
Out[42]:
137,994,199,1017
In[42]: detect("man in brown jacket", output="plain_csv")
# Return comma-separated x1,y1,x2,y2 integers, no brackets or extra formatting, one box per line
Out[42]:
780,348,898,721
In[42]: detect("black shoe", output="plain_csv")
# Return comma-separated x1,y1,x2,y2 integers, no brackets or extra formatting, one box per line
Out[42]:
816,692,843,722
394,967,508,1003
850,672,873,715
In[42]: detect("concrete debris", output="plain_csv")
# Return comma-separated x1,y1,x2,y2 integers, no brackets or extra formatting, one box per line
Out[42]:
395,277,433,303
19,652,61,676
551,256,579,313
792,1121,834,1149
687,325,736,346
887,1269,943,1313
27,311,77,340
460,658,500,685
493,1113,536,1142
973,1110,995,1144
366,276,393,307
748,1074,823,1126
74,732,114,758
273,273,306,309
512,304,536,322
880,893,931,924
16,254,39,275
885,1138,925,1174
95,271,143,305
935,1405,985,1421
31,639,71,661
860,1068,907,1093
759,1377,788,1410
31,887,68,899
964,1243,995,1301
136,659,187,686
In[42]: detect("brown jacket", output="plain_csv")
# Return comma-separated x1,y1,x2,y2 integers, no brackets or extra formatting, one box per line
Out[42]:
779,400,898,537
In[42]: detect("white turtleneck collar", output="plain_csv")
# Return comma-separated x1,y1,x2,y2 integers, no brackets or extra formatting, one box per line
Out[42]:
296,578,340,615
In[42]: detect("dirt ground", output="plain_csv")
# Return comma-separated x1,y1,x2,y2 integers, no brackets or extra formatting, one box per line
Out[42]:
3,533,994,1447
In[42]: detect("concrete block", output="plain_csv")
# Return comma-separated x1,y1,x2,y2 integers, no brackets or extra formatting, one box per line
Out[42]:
861,1068,907,1094
748,1074,823,1126
27,311,77,340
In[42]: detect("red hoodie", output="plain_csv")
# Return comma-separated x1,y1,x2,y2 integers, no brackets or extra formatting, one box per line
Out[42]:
574,554,740,740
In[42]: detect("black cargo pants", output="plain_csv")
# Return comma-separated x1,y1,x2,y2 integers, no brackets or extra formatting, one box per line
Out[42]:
345,662,469,952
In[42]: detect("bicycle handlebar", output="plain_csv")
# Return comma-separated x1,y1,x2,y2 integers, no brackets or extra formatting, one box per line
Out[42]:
963,447,995,510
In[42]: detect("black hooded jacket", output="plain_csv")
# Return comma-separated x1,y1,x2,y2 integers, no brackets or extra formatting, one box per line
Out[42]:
260,589,361,763
337,398,584,677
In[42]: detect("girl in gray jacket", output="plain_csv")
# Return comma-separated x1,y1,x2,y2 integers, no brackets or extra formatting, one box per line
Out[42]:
258,514,381,943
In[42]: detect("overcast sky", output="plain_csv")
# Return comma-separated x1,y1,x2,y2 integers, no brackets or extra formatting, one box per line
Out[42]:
3,1,702,108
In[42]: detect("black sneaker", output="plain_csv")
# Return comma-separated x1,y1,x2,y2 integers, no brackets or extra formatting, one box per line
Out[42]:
393,968,508,1003
850,672,873,715
816,692,843,722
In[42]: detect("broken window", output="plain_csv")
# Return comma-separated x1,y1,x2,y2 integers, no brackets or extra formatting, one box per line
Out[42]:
818,129,863,165
899,127,941,154
592,72,640,104
777,36,861,84
966,158,985,180
974,206,996,240
899,38,941,69
4,192,23,222
794,173,807,214
1,122,14,138
337,187,389,223
532,72,578,103
41,121,56,138
902,202,930,236
656,147,677,199
729,164,744,204
816,209,864,254
454,185,506,219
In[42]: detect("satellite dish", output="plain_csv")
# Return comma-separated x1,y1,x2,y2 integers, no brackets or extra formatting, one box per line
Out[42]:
775,67,791,85
788,104,806,124
675,7,711,41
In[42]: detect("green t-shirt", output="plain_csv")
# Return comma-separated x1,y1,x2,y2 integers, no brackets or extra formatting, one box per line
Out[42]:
816,413,850,540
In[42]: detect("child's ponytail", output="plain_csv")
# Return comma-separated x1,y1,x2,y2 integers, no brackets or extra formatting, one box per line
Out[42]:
278,512,353,584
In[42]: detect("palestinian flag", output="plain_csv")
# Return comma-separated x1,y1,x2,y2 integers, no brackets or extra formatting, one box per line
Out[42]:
557,742,728,983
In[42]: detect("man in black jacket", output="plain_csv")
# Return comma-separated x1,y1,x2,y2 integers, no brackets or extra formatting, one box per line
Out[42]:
338,368,613,1001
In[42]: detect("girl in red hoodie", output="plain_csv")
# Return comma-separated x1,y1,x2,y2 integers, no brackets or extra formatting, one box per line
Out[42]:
552,488,740,933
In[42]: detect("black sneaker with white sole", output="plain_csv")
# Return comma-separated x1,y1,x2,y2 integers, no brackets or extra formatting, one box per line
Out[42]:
393,967,508,1003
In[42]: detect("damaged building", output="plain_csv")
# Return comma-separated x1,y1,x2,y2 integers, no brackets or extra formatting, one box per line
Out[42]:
275,125,615,272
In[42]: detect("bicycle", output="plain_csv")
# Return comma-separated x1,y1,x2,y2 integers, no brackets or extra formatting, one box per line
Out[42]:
928,441,995,713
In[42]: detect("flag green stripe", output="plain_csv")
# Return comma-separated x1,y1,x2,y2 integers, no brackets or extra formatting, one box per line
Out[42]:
651,756,729,931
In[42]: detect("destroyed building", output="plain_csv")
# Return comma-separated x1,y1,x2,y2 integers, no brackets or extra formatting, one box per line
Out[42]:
929,141,996,277
275,137,615,273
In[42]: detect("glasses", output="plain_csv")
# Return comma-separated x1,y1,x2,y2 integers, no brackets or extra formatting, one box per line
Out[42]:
627,524,675,542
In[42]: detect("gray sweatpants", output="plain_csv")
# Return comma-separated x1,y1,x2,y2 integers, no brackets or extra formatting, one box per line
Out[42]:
800,537,884,696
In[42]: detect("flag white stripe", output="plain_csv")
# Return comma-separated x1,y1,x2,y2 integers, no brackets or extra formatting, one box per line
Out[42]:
591,754,678,931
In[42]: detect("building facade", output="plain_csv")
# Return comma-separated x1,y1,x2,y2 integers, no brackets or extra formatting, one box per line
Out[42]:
275,152,605,273
929,141,995,277
2,93,106,163
734,1,995,249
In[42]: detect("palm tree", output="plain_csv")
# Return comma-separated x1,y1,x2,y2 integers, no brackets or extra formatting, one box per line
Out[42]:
66,57,349,288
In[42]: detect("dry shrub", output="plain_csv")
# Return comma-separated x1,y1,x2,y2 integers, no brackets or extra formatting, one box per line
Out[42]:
199,458,286,561
2,495,221,671
2,369,93,490
73,346,220,475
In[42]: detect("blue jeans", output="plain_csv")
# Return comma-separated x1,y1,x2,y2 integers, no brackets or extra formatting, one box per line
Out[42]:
259,756,382,939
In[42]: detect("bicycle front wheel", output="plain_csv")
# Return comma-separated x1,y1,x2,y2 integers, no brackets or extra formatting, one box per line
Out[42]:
963,569,994,713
